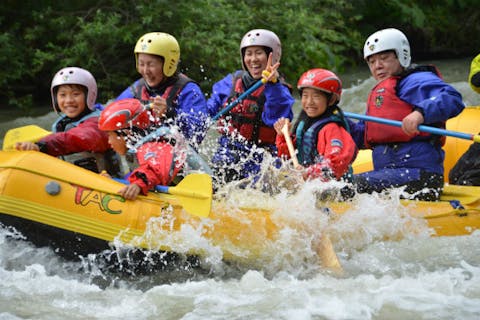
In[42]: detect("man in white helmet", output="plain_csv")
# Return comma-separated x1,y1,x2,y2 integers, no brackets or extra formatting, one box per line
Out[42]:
207,29,294,186
15,67,122,176
349,28,465,200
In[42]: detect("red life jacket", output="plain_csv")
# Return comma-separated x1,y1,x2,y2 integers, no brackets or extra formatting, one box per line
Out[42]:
219,73,276,145
132,73,193,119
365,65,445,148
365,76,415,147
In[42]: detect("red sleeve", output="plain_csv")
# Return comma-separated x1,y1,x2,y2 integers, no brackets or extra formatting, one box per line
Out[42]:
305,123,357,180
128,142,183,195
275,133,297,158
40,117,110,157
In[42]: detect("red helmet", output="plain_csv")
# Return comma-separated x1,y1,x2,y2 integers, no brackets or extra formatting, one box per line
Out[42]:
297,68,342,104
99,98,151,131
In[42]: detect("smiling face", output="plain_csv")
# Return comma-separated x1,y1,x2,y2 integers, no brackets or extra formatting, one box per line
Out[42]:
56,84,87,118
137,53,166,87
243,46,268,79
301,87,329,118
366,50,404,82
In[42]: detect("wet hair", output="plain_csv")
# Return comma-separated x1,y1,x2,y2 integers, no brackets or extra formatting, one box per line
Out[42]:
53,83,87,96
262,46,272,57
366,49,396,63
241,46,272,59
137,53,165,68
298,87,334,106
116,126,151,149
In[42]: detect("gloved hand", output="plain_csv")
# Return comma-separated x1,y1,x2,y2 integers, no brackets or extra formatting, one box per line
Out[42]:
262,69,278,83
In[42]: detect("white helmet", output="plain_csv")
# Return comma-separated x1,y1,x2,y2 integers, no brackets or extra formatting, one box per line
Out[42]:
363,28,411,68
240,29,281,70
51,67,97,113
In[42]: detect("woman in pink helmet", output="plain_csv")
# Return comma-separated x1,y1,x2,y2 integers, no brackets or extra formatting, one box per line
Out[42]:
207,29,295,186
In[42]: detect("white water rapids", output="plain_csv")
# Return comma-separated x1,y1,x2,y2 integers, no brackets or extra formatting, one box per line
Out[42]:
1,58,480,319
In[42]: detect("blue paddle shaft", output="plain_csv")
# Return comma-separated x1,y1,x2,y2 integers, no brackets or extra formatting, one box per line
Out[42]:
114,177,170,193
211,79,266,121
344,112,475,141
155,185,169,193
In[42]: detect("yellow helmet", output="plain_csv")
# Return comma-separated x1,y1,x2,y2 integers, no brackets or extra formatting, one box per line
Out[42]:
134,32,180,77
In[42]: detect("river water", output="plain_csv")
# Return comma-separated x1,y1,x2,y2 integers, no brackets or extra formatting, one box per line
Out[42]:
1,58,480,319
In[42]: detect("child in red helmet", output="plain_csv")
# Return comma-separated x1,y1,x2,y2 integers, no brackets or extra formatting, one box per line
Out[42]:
98,98,186,200
274,68,357,182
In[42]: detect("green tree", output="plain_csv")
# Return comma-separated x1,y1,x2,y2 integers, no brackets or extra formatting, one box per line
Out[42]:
0,0,477,112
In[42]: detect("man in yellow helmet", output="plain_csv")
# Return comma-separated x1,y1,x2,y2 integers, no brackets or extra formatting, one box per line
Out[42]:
116,32,208,147
469,53,480,94
448,53,480,185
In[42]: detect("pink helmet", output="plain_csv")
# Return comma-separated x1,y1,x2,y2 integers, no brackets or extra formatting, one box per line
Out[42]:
240,29,281,70
297,68,342,104
51,67,97,113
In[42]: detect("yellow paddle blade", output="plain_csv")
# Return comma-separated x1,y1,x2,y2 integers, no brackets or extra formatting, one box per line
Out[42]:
317,233,343,275
3,125,51,150
168,173,213,218
352,149,373,174
440,184,480,205
281,121,343,272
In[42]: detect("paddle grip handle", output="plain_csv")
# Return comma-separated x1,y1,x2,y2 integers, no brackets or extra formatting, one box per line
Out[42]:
281,122,300,168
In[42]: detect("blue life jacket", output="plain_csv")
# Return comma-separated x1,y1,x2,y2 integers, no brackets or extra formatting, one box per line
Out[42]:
295,109,348,165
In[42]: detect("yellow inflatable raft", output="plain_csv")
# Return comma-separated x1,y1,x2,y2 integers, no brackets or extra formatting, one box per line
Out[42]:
0,108,479,268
